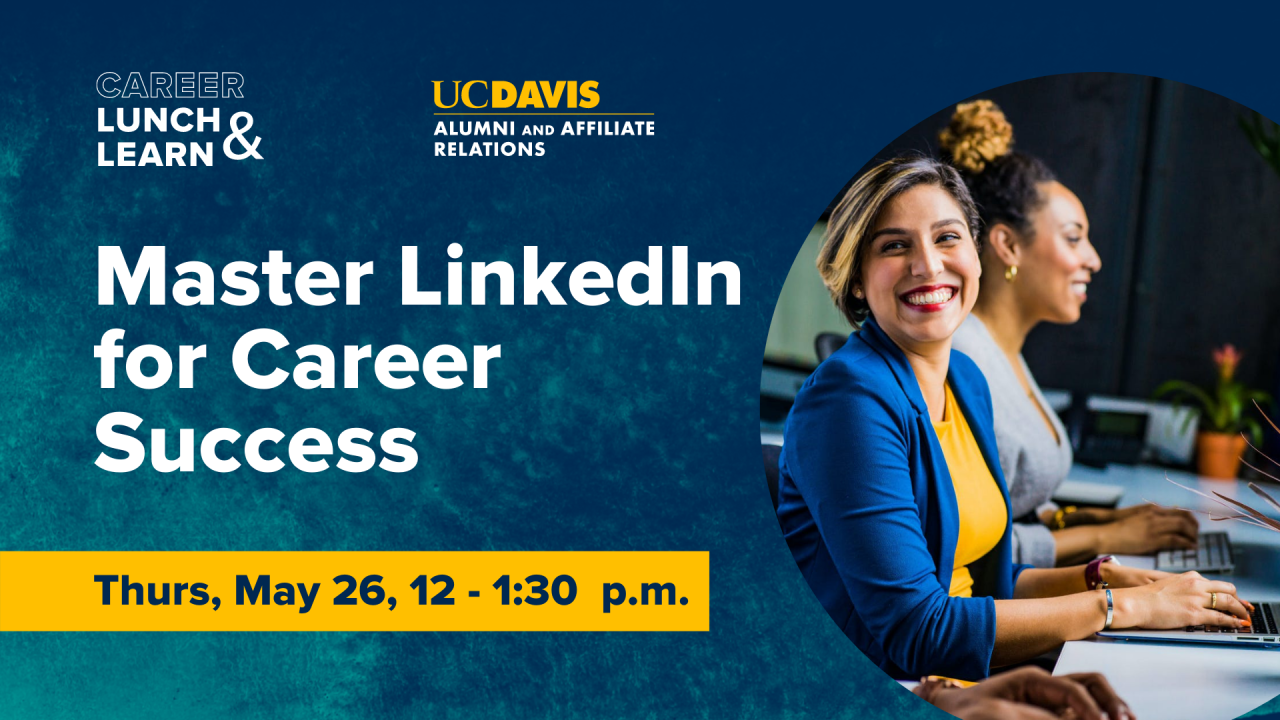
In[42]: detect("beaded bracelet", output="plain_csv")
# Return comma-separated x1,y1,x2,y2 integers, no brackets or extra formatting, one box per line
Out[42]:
1053,505,1079,530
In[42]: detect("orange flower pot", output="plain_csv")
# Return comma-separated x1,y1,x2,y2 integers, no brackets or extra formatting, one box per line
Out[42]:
1196,431,1247,479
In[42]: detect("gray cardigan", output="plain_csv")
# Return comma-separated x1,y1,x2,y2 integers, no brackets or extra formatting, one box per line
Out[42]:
951,315,1073,568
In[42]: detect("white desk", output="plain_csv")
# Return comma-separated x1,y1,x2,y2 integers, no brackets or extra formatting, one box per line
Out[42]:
1055,638,1280,720
1053,463,1280,720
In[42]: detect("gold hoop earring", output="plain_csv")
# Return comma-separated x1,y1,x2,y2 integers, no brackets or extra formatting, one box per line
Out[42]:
1004,265,1018,283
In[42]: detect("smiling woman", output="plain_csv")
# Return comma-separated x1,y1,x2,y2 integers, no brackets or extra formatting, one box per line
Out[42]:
852,182,982,421
816,155,982,423
776,154,1250,682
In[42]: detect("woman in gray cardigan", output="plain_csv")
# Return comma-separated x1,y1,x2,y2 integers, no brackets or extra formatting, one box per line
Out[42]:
942,100,1198,567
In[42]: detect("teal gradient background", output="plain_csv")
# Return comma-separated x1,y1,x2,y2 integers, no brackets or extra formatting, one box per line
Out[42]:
1,4,1278,718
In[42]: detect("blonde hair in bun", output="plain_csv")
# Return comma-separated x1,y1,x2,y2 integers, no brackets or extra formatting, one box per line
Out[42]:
939,100,1014,174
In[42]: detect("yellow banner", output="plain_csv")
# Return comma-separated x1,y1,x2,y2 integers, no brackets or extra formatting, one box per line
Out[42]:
0,551,708,631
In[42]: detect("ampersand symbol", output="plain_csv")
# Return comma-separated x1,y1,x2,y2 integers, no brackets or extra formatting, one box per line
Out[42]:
223,112,263,160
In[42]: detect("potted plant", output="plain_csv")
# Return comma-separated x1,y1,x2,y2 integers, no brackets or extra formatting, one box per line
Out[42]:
1154,344,1273,479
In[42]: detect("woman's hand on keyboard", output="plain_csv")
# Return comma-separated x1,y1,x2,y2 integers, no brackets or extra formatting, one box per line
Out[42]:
1114,571,1251,630
1097,506,1199,555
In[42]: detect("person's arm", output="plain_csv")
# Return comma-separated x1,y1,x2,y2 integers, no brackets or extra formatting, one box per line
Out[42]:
1015,560,1169,598
1011,564,1088,598
992,588,1111,664
989,567,1251,666
1047,507,1200,564
1049,525,1107,566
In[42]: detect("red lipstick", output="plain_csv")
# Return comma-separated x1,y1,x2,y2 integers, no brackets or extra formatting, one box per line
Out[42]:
899,284,957,313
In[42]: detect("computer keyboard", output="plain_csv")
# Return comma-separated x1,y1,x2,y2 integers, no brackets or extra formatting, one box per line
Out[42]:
1251,605,1278,635
1186,602,1278,635
1155,531,1235,574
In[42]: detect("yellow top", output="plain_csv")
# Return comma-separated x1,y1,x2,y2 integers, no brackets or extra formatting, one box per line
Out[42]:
933,383,1008,598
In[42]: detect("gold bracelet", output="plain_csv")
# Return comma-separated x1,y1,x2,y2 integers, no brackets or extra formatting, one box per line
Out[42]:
1053,505,1078,530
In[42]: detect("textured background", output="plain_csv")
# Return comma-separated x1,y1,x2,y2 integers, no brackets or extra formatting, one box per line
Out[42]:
1,4,1278,719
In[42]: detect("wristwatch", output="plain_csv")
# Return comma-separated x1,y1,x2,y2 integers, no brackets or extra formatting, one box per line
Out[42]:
1086,555,1121,590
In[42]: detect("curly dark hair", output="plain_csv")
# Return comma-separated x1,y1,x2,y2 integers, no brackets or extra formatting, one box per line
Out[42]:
961,152,1057,238
938,100,1056,238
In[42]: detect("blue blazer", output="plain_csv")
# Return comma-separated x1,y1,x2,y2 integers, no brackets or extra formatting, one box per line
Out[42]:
777,318,1030,681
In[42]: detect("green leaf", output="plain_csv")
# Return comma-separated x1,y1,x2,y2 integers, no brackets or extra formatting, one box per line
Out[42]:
1244,389,1274,407
1243,417,1265,447
1154,380,1219,422
1224,391,1244,432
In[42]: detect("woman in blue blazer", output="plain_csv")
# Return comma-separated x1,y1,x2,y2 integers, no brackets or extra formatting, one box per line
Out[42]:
776,155,1249,682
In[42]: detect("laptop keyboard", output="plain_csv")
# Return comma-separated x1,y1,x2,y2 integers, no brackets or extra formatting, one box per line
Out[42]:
1156,531,1234,573
1187,603,1277,634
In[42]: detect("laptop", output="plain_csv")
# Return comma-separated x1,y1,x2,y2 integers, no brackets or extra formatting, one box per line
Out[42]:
1154,531,1235,574
1099,602,1280,648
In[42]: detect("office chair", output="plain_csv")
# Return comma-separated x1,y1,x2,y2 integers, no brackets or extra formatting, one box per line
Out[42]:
762,443,782,512
814,333,845,363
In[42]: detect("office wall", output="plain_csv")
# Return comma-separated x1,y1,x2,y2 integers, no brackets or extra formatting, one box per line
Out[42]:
767,73,1280,401
763,223,850,367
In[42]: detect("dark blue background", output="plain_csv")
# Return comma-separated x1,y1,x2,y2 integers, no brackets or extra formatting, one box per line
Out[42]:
1,4,1277,718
